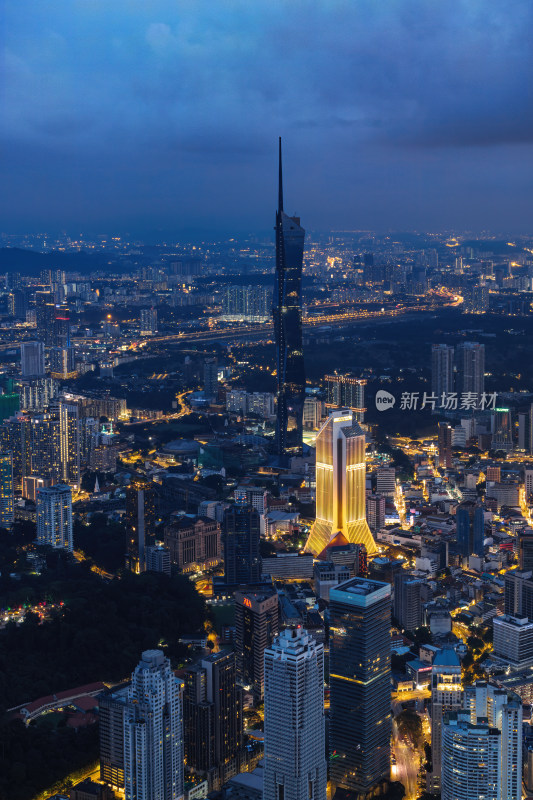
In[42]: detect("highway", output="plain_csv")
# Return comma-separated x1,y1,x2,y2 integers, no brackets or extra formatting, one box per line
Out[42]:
131,291,462,348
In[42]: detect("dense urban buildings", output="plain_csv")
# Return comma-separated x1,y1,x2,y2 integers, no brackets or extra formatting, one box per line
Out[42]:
2,120,533,800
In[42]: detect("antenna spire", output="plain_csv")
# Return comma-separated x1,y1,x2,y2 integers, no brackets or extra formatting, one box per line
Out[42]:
278,137,283,213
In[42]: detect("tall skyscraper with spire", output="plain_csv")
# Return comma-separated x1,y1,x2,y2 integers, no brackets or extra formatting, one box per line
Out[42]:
273,138,306,464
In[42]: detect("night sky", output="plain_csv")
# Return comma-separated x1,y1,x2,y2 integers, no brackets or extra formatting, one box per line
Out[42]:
2,0,532,237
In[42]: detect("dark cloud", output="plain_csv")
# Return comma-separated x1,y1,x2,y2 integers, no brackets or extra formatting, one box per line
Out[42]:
1,0,532,233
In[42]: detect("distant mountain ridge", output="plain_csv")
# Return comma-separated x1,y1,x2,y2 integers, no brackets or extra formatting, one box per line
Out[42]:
0,247,113,276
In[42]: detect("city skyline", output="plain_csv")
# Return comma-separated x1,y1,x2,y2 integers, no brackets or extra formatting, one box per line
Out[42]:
2,4,533,800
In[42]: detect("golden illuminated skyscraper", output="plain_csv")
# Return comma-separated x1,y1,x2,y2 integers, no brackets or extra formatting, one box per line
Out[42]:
305,410,377,557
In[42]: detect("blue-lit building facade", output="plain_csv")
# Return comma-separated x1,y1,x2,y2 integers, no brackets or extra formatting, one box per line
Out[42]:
456,500,485,559
329,577,391,794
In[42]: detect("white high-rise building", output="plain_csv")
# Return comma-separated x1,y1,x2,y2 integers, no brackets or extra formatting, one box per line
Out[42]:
463,682,522,800
20,341,45,377
140,307,158,336
124,649,184,800
442,681,522,800
305,410,377,556
493,615,533,669
263,628,327,800
36,484,73,551
376,466,396,497
525,468,533,501
429,649,463,792
442,712,501,800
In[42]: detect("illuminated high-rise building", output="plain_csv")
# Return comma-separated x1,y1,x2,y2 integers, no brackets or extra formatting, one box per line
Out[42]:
263,628,327,800
456,500,485,559
428,648,463,792
35,291,56,346
438,421,452,470
140,307,158,336
0,452,14,529
183,650,243,790
235,588,279,701
20,341,45,378
431,344,454,400
325,374,366,422
36,484,73,551
203,358,218,400
472,283,489,313
222,503,261,586
0,413,32,490
31,413,61,482
126,480,156,573
466,681,522,800
53,305,71,347
273,139,306,464
329,578,391,794
19,377,58,411
305,410,377,557
124,650,184,800
59,399,81,488
442,682,522,800
50,346,77,379
492,407,513,453
222,285,272,322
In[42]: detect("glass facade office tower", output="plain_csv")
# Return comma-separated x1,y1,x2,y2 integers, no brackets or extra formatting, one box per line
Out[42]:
305,411,377,556
329,578,391,794
183,650,243,790
126,480,156,573
20,341,45,377
222,504,261,586
124,650,184,800
264,628,327,800
456,500,485,559
273,139,305,464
